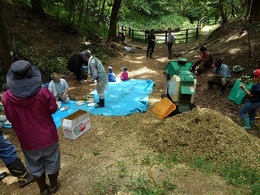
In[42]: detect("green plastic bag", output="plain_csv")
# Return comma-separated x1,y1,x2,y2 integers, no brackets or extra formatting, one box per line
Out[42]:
228,79,253,105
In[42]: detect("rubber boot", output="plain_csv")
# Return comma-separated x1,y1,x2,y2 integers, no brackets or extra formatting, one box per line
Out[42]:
6,158,35,188
0,172,8,181
34,173,50,195
48,171,60,194
242,118,252,130
208,81,213,90
95,99,104,108
220,84,227,96
250,120,255,128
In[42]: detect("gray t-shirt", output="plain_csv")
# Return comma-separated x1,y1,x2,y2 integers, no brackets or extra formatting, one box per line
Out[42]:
48,78,69,96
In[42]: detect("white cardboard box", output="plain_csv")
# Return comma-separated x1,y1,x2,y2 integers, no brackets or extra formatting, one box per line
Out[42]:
62,110,91,140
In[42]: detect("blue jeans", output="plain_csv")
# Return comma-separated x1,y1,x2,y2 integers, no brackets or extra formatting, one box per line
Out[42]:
239,101,260,120
0,132,18,165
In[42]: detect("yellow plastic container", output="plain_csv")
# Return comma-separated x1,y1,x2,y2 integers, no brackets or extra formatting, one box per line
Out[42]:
152,97,176,119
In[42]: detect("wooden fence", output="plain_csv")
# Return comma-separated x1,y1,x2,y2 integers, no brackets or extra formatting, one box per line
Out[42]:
118,26,199,44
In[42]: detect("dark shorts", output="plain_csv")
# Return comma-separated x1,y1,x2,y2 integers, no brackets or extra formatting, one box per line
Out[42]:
23,142,60,177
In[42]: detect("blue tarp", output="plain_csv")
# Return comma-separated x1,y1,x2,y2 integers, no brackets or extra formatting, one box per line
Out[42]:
52,79,155,128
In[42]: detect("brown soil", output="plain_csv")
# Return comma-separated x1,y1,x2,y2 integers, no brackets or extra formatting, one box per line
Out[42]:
0,2,260,195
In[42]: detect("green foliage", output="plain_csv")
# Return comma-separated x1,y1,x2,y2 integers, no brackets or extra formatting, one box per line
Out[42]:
117,161,127,178
0,67,6,88
191,157,213,172
221,160,260,185
119,13,188,31
92,149,100,156
95,176,120,194
31,56,68,83
128,174,176,195
94,151,260,194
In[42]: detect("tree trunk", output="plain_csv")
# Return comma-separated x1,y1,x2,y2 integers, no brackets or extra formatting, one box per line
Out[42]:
97,0,106,26
31,0,44,15
0,0,12,75
77,0,84,32
107,0,122,42
219,0,228,24
247,0,260,20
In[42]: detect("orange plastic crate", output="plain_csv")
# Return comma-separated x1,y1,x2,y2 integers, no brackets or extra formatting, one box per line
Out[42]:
152,97,176,119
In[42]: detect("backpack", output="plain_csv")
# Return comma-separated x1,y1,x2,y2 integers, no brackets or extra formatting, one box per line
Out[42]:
67,53,83,72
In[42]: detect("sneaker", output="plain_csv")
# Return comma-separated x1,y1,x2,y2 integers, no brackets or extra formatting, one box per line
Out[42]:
79,80,86,84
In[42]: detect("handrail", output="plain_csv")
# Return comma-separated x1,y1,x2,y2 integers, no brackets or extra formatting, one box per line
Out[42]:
117,26,199,43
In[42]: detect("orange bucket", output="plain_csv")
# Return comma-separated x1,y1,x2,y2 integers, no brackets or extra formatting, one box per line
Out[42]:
152,97,176,119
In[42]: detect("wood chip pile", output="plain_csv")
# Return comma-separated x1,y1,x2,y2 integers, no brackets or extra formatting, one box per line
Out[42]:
142,108,260,170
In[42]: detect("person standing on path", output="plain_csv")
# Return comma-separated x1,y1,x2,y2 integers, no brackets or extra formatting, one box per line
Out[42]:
146,29,156,59
166,27,175,60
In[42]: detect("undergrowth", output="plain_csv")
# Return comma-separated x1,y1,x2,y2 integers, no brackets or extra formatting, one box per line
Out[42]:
95,152,260,195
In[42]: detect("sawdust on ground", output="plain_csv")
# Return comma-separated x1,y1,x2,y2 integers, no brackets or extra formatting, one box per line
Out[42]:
1,12,260,194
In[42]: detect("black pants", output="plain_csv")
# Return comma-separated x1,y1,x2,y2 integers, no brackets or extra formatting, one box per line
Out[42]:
167,42,173,58
73,68,83,81
147,43,155,57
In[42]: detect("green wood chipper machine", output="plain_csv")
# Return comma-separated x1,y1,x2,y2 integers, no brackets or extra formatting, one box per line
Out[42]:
163,58,197,112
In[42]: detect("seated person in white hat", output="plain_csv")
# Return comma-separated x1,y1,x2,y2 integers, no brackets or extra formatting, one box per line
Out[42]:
48,72,70,103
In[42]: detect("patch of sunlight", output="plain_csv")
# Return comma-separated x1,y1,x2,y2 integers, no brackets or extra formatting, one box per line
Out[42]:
123,57,144,64
124,56,168,64
149,97,162,104
83,41,91,45
157,57,169,62
226,32,247,42
97,130,104,136
3,134,10,139
201,25,219,33
69,86,77,90
130,67,158,77
2,176,17,185
228,48,241,54
136,56,146,60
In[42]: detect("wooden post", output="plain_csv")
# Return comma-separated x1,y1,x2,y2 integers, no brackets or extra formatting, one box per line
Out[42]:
186,29,189,43
132,29,134,40
128,27,131,37
165,31,167,44
196,27,199,39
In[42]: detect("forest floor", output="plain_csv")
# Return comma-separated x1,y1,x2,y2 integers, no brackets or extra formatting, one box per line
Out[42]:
0,2,260,195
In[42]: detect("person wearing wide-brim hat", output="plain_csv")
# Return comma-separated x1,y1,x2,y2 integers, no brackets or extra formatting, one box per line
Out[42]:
2,60,61,194
239,69,260,130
